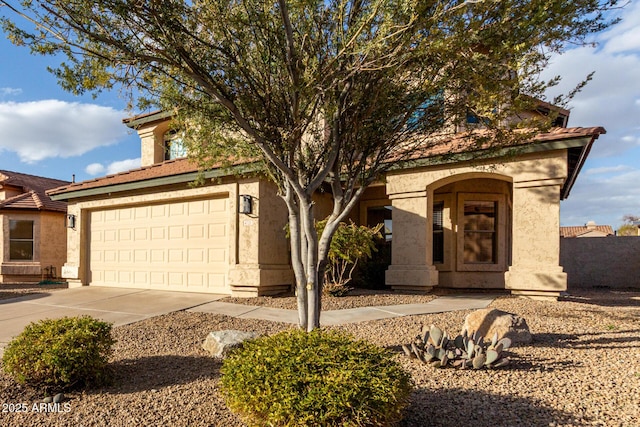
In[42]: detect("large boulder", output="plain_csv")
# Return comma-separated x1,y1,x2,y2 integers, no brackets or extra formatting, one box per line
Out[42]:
202,330,260,357
462,308,532,344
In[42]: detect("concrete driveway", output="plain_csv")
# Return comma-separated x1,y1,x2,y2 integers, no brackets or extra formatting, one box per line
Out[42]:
0,287,226,352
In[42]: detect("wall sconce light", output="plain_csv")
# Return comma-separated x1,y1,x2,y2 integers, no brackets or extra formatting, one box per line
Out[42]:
239,195,252,215
66,214,76,229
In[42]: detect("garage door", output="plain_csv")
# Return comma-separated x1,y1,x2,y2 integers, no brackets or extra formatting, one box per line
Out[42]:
89,197,230,293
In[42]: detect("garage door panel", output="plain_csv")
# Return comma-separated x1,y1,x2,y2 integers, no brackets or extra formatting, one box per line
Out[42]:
134,250,147,262
150,250,165,263
208,248,226,263
135,206,149,219
134,271,147,284
151,227,165,240
134,228,147,240
188,224,205,239
169,226,184,239
209,224,226,238
209,199,227,213
89,197,230,293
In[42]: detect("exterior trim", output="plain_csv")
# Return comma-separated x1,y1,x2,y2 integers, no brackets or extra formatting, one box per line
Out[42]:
50,162,262,201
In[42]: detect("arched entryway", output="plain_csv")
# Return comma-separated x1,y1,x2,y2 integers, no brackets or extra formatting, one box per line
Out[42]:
429,174,513,290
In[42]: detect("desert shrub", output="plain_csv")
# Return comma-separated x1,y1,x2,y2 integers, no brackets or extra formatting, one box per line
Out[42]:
285,219,383,296
317,220,382,293
323,281,352,297
221,329,413,426
2,316,115,390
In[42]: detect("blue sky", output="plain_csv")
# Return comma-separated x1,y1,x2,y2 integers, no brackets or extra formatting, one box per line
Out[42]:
0,3,639,229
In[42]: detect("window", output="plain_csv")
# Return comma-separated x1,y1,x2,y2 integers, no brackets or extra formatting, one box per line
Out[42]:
164,131,187,160
462,201,497,264
366,206,392,241
432,201,444,263
9,220,34,260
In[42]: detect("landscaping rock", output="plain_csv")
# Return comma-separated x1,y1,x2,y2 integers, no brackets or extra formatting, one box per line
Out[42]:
462,308,532,344
202,330,260,357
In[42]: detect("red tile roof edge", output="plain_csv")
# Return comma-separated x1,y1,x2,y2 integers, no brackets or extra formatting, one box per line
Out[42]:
47,158,204,195
48,126,605,197
560,225,615,238
0,170,69,212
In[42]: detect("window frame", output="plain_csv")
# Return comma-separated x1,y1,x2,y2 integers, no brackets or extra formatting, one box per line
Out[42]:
163,130,187,161
9,219,35,261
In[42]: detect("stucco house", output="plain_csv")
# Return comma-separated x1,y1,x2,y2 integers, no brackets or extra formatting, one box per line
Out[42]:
560,221,614,238
0,170,69,283
48,110,604,300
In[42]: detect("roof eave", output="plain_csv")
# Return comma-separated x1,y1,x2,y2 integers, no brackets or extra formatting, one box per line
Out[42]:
49,162,262,201
388,135,598,173
123,111,173,129
560,133,602,200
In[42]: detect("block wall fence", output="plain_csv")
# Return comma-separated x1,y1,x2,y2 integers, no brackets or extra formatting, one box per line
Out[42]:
560,237,640,289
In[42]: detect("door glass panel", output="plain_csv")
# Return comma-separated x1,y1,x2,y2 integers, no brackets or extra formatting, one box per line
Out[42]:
463,201,496,263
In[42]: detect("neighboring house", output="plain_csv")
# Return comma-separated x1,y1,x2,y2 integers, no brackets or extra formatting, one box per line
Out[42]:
0,171,69,284
560,221,614,238
48,110,605,300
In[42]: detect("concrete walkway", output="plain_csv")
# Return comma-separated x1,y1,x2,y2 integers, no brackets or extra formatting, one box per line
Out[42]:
0,287,497,353
188,294,497,325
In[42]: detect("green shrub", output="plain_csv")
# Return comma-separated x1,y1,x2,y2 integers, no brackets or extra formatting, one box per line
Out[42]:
2,316,115,390
220,329,413,426
317,219,382,291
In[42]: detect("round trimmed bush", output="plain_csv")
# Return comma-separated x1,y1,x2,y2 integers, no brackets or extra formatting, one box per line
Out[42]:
2,315,115,390
220,329,413,426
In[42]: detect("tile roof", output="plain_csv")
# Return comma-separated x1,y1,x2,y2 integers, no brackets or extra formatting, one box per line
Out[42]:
47,158,204,196
402,126,606,160
560,224,614,238
47,126,605,198
0,170,69,212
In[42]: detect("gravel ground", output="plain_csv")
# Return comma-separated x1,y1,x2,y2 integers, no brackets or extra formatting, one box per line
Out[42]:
0,283,68,301
1,288,639,426
219,288,438,310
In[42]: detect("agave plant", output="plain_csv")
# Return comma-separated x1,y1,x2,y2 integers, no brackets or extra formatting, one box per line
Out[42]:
401,324,511,369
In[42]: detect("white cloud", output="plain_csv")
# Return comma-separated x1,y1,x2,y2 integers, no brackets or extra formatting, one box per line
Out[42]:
562,168,640,228
541,3,640,159
599,3,640,54
0,87,22,97
85,163,106,175
85,158,141,176
552,3,640,228
584,164,634,175
0,100,128,163
105,158,141,175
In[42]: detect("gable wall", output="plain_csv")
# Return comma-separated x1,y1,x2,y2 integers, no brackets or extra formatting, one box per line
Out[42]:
385,149,570,299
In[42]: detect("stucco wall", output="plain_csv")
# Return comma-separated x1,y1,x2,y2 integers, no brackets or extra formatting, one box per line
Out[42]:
38,211,68,279
560,237,640,289
0,211,67,283
385,149,569,298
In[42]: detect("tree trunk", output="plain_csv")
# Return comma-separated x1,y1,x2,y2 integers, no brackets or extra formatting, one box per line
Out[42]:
283,178,367,331
283,182,308,330
301,201,320,331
